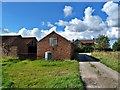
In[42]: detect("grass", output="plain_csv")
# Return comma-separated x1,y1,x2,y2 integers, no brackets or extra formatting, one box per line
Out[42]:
92,51,120,73
2,57,83,89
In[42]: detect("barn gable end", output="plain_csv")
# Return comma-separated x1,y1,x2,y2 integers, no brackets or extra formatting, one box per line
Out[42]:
37,31,74,60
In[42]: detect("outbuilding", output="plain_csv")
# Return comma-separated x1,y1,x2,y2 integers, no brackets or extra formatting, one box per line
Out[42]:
0,35,37,59
37,31,74,60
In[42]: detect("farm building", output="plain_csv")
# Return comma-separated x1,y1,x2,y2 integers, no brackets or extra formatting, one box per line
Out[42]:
74,39,94,47
0,35,37,59
37,31,74,60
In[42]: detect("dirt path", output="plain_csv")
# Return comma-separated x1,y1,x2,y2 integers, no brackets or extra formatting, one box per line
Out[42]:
79,62,119,89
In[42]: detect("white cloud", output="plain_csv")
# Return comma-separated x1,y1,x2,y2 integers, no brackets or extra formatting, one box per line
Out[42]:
62,7,106,33
2,28,9,33
58,2,118,41
49,26,57,32
1,1,119,46
1,32,18,36
47,22,54,27
59,31,83,40
63,6,73,17
102,1,118,17
64,18,88,32
17,28,42,40
55,20,69,26
84,7,94,17
102,1,119,27
1,27,57,41
106,27,119,39
18,27,56,40
83,7,107,31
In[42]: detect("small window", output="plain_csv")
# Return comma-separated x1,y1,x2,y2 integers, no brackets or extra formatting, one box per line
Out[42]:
50,37,57,47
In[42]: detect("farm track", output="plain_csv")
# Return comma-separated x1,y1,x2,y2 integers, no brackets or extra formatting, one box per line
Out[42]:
79,62,119,89
78,54,119,90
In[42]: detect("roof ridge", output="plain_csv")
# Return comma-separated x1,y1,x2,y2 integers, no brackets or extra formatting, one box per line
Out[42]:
38,31,72,43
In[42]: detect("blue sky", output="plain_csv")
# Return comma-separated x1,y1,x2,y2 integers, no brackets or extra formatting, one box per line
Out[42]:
2,2,107,32
2,1,119,47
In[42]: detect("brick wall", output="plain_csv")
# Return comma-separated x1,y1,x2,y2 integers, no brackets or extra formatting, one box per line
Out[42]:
37,32,74,60
1,46,18,57
1,36,37,59
12,37,28,54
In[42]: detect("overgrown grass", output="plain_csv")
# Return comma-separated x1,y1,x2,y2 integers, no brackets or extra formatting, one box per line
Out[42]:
92,51,120,73
2,57,83,89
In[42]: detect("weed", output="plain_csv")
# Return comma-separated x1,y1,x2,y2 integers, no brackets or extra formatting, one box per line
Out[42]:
96,70,101,76
89,62,96,68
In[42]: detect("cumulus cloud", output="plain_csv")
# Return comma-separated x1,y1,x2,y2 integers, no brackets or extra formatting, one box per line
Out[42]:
83,7,106,31
18,28,42,40
59,2,118,40
102,1,119,27
59,30,94,41
1,1,119,45
1,27,57,41
106,27,119,39
64,18,88,32
84,7,94,17
63,6,73,17
19,27,56,40
55,20,69,26
61,7,106,33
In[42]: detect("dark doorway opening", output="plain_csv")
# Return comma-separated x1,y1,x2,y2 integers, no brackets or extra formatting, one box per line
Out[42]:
28,46,37,53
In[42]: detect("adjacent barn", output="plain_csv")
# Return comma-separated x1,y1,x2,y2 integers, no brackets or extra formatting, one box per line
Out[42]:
37,31,74,60
0,35,37,59
74,39,94,47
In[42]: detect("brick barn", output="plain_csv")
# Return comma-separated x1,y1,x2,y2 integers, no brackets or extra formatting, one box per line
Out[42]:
37,31,74,60
74,39,94,47
0,35,37,59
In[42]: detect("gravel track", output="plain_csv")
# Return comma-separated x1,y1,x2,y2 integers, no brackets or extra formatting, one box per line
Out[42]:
79,54,119,90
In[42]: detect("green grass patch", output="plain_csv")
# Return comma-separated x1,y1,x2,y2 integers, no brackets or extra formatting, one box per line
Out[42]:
92,51,120,73
2,58,83,89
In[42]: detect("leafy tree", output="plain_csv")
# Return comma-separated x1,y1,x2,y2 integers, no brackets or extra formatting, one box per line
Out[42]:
95,35,110,51
112,39,120,51
79,45,94,52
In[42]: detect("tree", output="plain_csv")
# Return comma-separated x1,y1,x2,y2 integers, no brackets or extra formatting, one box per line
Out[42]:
95,35,110,51
112,39,120,51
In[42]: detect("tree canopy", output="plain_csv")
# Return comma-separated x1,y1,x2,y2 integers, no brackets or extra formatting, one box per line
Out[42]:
95,35,110,51
112,38,120,51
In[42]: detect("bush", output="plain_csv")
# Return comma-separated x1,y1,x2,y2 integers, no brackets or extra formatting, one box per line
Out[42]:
74,45,94,53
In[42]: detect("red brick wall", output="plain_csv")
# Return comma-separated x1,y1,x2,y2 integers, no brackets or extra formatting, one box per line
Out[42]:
37,32,74,60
